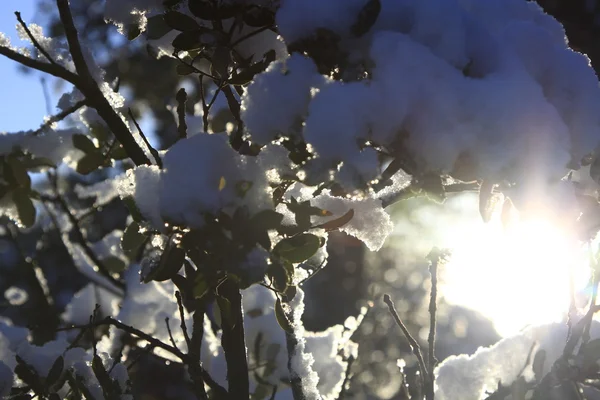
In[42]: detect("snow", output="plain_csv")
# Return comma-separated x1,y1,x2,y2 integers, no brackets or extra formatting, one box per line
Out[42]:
242,54,326,145
0,129,83,167
311,191,393,251
434,321,600,400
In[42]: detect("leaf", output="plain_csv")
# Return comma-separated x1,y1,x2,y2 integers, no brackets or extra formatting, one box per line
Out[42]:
172,30,203,51
188,1,240,20
176,63,196,75
193,274,210,299
46,356,64,387
76,153,105,175
252,384,271,400
72,134,98,155
217,295,234,328
15,356,44,394
273,233,320,263
121,221,147,252
164,11,200,31
146,14,173,40
219,176,227,191
251,209,284,231
12,188,36,228
122,196,145,223
102,256,127,273
108,145,128,160
127,23,142,40
243,7,275,27
350,0,381,37
274,298,294,333
144,243,186,283
315,209,354,231
7,156,31,188
92,354,120,397
229,50,276,86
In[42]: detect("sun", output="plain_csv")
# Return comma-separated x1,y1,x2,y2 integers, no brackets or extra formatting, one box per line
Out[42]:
441,213,592,337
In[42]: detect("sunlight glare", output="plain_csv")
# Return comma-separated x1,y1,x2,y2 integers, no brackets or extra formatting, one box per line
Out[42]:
442,216,591,337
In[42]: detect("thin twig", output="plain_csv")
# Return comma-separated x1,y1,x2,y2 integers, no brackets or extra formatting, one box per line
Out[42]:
34,99,88,135
175,291,192,350
15,11,57,65
165,317,181,352
383,294,428,381
127,108,162,168
428,257,439,373
45,172,124,290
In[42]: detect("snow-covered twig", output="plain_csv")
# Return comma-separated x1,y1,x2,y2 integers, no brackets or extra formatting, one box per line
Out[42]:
56,0,152,167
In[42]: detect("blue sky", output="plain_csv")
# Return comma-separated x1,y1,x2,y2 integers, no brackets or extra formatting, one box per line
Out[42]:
0,0,56,133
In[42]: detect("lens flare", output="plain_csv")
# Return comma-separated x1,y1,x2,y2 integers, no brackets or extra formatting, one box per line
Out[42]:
442,216,591,337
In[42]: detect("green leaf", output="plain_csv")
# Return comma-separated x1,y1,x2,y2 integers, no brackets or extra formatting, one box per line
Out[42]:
108,145,128,160
243,7,275,27
193,274,210,299
251,210,284,231
122,196,145,223
12,188,36,228
15,356,44,394
127,23,142,40
188,1,240,20
217,295,234,328
102,256,127,273
46,356,64,387
229,50,276,86
76,153,105,175
172,31,203,51
146,14,173,40
7,156,31,188
274,298,294,333
176,63,196,75
72,134,98,155
350,0,381,37
143,243,185,283
164,11,200,31
121,221,147,252
92,354,120,397
273,234,320,263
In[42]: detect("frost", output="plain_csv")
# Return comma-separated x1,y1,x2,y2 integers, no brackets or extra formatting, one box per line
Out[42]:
104,0,163,32
16,23,74,71
311,191,393,251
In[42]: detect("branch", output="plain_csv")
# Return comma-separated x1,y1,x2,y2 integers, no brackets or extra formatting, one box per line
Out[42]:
218,278,250,399
383,294,428,381
0,45,80,85
15,11,56,65
176,88,188,140
34,99,88,135
44,173,125,291
56,0,152,166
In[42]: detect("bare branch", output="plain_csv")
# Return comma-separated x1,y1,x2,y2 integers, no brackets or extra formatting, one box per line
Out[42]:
383,293,428,381
34,98,88,135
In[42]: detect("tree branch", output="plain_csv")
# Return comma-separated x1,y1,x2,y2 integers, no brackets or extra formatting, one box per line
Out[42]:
383,294,428,381
15,11,56,65
218,278,250,399
0,45,80,85
34,99,88,135
56,0,152,166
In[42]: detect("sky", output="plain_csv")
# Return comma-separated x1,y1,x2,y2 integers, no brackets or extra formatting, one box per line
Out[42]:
0,0,56,133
